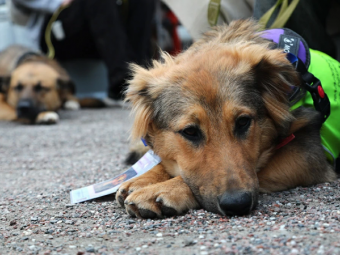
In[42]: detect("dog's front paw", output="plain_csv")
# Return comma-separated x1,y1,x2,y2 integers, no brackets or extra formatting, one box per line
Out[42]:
116,165,171,208
36,112,59,124
64,100,80,110
116,178,154,208
123,177,199,219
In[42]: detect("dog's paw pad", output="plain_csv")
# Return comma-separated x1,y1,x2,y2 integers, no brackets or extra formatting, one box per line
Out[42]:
64,100,80,110
156,197,177,217
139,209,157,219
36,112,59,124
160,205,177,217
127,208,137,218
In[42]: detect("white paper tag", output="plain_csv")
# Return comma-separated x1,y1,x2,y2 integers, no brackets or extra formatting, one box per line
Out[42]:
70,150,161,204
52,20,65,40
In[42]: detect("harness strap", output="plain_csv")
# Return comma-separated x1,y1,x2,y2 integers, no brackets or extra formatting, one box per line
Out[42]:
261,28,331,123
287,53,331,122
259,0,300,29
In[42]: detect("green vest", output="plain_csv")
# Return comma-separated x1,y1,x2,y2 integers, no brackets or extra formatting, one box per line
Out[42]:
291,49,340,164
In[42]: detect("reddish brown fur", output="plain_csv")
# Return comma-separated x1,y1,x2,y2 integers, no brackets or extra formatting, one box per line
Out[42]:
117,19,336,218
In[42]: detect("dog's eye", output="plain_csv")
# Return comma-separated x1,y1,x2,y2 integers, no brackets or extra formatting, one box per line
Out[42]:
179,126,203,143
237,117,251,127
14,84,23,92
235,116,252,138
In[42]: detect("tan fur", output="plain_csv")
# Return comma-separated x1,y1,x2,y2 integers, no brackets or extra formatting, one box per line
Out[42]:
0,45,78,124
7,62,62,110
117,19,337,218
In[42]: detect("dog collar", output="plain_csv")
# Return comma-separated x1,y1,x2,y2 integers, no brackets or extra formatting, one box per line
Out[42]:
276,133,295,150
141,138,148,146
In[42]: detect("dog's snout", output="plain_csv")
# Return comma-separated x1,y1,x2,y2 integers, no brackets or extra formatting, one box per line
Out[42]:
218,191,253,216
17,99,38,120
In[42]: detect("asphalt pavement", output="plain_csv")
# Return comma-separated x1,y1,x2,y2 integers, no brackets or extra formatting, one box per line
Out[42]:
1,107,340,255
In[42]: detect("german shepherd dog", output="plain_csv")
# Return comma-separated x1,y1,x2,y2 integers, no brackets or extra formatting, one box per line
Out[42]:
116,20,338,218
0,45,79,124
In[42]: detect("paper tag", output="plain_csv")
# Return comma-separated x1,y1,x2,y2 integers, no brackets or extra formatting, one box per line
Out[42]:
70,150,161,204
52,20,65,40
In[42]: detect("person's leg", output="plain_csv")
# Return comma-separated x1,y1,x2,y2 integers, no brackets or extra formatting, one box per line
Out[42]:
82,0,133,99
126,0,156,67
40,1,99,60
41,0,132,99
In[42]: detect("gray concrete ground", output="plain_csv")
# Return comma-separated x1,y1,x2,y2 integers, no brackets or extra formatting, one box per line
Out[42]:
1,108,340,255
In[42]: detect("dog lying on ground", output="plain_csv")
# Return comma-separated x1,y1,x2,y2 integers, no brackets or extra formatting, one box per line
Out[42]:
116,19,340,218
0,45,80,124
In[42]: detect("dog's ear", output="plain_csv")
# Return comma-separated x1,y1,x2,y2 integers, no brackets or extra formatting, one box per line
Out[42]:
125,64,157,141
57,78,76,94
0,76,11,94
254,51,300,135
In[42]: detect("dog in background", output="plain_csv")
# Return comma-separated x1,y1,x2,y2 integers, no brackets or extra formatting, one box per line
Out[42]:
0,45,80,124
116,19,339,219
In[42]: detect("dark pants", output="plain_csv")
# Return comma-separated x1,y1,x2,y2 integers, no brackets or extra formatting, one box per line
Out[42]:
40,0,156,99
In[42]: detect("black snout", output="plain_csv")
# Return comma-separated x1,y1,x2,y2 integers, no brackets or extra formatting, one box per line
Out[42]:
16,99,38,120
218,191,253,216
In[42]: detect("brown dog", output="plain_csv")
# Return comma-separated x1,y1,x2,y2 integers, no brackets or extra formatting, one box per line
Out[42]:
116,20,338,218
0,45,79,124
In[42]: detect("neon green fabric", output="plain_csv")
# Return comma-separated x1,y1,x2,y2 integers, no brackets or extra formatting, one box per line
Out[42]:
291,49,340,163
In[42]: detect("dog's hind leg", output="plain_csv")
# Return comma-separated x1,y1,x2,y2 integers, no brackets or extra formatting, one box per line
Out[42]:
125,140,149,165
116,165,199,218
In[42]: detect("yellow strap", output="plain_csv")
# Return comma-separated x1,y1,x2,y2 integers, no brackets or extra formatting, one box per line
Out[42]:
271,0,300,28
258,0,283,28
277,0,288,18
44,5,69,59
208,0,221,26
259,0,300,29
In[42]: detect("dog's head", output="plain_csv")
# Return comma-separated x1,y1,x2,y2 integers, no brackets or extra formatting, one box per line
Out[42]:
1,61,75,123
126,20,300,216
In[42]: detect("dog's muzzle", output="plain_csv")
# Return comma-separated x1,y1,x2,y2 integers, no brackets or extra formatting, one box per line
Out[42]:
16,99,39,121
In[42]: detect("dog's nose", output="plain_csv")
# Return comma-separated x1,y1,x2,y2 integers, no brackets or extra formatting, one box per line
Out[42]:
218,191,253,216
17,99,37,120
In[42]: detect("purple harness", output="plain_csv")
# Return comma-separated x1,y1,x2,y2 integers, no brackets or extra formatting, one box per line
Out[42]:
261,28,310,69
260,28,330,123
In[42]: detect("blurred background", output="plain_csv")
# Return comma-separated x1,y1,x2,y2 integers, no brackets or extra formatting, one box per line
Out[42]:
0,0,193,100
0,0,339,101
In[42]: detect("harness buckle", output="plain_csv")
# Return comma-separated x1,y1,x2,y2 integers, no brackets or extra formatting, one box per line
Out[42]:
289,54,331,123
302,76,331,122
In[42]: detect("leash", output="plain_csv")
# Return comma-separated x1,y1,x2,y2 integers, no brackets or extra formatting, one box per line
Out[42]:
44,5,70,59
